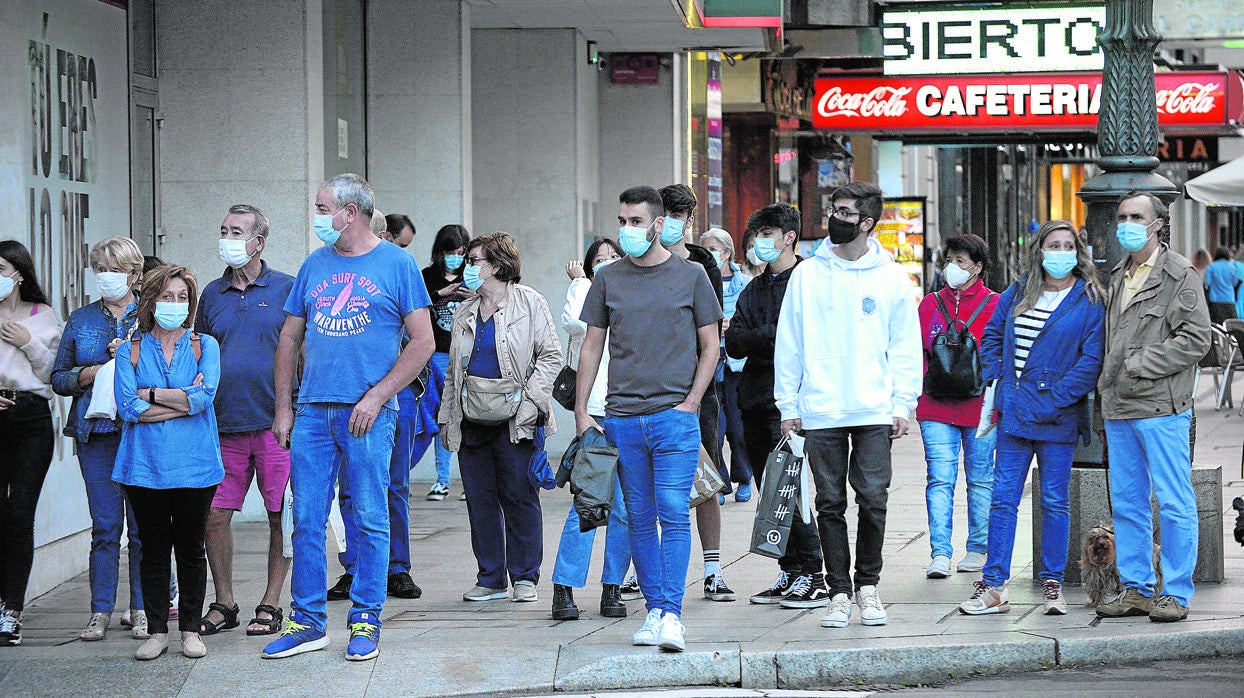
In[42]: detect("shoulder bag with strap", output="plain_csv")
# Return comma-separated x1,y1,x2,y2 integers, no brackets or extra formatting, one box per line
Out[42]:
923,291,996,399
130,332,202,369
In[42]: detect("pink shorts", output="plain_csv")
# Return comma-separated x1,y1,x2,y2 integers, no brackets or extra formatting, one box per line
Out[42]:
213,430,291,512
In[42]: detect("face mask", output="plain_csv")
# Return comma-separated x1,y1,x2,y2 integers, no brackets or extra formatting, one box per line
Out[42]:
827,216,862,245
709,250,724,267
96,271,132,301
753,237,782,263
660,217,685,246
0,273,15,302
154,302,189,330
462,264,485,291
1041,250,1078,280
592,258,617,276
313,212,342,246
218,238,256,268
618,225,653,257
944,263,974,289
443,254,464,271
1116,220,1154,252
746,248,763,266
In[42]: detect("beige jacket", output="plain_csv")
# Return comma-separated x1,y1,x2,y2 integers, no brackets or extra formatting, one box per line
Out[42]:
437,282,562,450
1098,245,1211,420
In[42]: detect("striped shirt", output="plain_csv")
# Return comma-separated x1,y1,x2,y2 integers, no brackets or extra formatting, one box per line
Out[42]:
1014,287,1072,378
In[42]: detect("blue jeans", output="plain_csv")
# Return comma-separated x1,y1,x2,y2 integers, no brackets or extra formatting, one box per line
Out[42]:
921,420,995,560
604,408,699,615
78,433,144,612
428,352,454,485
458,423,542,588
290,403,396,633
551,477,631,588
338,408,416,575
982,431,1074,587
719,369,752,484
1105,411,1197,606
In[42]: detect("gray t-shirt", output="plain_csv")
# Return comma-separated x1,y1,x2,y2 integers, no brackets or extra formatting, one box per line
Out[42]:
581,254,723,416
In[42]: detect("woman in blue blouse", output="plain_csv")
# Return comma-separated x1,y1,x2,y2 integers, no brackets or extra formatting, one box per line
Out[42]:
113,265,223,661
959,220,1105,617
51,237,147,642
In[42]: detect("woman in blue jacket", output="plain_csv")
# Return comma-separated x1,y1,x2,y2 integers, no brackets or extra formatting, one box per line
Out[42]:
959,220,1104,617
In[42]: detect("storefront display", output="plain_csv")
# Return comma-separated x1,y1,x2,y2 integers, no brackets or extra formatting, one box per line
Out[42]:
873,197,926,296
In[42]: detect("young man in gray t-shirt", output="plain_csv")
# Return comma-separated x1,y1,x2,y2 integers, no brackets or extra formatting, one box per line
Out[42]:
576,185,721,653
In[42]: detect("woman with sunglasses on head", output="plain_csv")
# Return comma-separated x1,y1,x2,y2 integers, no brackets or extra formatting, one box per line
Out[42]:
958,221,1104,618
0,240,61,647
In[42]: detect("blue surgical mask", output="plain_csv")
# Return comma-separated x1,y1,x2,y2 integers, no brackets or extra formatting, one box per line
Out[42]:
753,237,782,263
709,250,723,267
443,254,464,271
154,302,189,330
592,258,617,276
1041,250,1078,280
462,264,485,291
618,225,653,257
313,213,342,246
1116,220,1154,252
660,217,685,246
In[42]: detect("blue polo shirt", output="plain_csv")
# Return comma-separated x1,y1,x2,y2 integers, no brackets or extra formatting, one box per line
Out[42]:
196,261,295,433
1204,258,1240,305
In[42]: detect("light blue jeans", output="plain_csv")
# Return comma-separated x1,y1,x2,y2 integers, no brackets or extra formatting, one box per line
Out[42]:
921,420,995,560
982,431,1074,587
551,477,631,588
1105,411,1197,606
604,408,699,615
78,433,144,612
429,352,453,485
338,399,417,575
289,403,396,633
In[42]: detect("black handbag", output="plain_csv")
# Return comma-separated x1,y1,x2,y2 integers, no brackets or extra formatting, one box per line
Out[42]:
923,291,996,399
552,364,576,411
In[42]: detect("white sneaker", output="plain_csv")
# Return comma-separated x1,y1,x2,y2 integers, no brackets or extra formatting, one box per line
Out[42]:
956,551,987,573
512,580,538,602
926,555,952,579
821,593,851,628
129,610,149,639
656,612,685,652
959,580,1010,615
1042,579,1068,615
632,608,663,646
79,612,110,641
856,585,887,626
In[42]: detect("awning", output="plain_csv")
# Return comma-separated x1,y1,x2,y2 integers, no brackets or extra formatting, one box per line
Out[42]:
1185,156,1244,206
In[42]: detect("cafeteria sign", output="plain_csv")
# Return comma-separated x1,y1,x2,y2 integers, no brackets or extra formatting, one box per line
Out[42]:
812,71,1241,134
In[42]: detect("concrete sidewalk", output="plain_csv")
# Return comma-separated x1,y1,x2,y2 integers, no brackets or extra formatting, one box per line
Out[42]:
6,388,1243,697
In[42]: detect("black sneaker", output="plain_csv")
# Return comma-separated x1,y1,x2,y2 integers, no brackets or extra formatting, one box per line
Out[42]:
779,574,831,609
703,573,736,602
619,574,642,601
749,570,795,605
388,572,422,599
0,611,21,646
327,573,353,601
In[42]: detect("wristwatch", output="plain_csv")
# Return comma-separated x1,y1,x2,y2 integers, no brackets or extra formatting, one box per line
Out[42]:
148,387,156,404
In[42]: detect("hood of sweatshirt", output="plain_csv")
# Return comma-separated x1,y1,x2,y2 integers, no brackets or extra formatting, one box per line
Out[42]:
814,236,893,272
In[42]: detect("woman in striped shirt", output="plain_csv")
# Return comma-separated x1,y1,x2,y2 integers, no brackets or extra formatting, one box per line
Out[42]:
958,221,1105,618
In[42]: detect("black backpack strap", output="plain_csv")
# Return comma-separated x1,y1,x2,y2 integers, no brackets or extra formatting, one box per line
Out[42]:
932,291,957,329
963,293,998,329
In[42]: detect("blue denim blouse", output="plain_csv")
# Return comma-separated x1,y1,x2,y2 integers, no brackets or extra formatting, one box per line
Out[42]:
51,300,138,443
112,331,224,490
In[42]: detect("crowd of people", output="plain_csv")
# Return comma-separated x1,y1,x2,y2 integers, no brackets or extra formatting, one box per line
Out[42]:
0,173,1213,662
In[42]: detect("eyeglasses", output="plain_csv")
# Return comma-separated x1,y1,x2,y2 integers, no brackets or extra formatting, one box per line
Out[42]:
831,207,861,219
465,256,488,265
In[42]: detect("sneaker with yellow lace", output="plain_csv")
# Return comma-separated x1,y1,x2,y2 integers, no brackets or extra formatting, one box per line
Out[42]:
346,611,381,661
261,609,328,659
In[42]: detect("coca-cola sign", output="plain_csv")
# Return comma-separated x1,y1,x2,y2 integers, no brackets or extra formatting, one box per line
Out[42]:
812,71,1242,133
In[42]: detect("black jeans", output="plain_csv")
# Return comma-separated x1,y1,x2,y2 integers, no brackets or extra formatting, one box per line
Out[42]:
698,382,731,493
805,425,893,598
124,485,215,633
0,396,54,612
742,405,822,575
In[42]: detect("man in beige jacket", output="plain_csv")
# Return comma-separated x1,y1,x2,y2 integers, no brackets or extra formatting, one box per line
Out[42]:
1096,191,1210,623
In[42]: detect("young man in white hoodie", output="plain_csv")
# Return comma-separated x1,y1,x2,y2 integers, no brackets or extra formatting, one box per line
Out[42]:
774,182,921,629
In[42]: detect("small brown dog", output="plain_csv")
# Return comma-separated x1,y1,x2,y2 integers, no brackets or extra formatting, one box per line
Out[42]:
1080,522,1163,607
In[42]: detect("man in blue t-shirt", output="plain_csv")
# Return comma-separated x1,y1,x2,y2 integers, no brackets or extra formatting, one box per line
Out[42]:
261,174,434,662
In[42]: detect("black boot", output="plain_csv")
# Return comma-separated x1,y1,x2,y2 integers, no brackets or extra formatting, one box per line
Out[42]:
551,584,579,621
599,583,627,618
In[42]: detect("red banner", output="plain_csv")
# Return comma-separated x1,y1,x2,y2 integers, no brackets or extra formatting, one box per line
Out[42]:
812,71,1241,133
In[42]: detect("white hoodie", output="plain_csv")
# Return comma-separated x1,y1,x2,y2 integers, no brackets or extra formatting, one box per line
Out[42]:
774,236,921,429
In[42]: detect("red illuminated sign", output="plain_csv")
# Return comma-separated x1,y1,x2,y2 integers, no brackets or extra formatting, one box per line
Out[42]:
812,71,1242,133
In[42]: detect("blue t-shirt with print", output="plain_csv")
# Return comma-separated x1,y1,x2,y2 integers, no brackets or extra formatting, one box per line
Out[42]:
285,241,432,408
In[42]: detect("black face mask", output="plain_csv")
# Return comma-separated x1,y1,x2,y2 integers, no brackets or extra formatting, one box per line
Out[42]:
827,216,862,245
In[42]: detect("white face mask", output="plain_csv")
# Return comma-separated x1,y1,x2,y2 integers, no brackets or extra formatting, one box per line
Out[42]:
218,237,257,268
96,272,132,302
944,263,974,289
